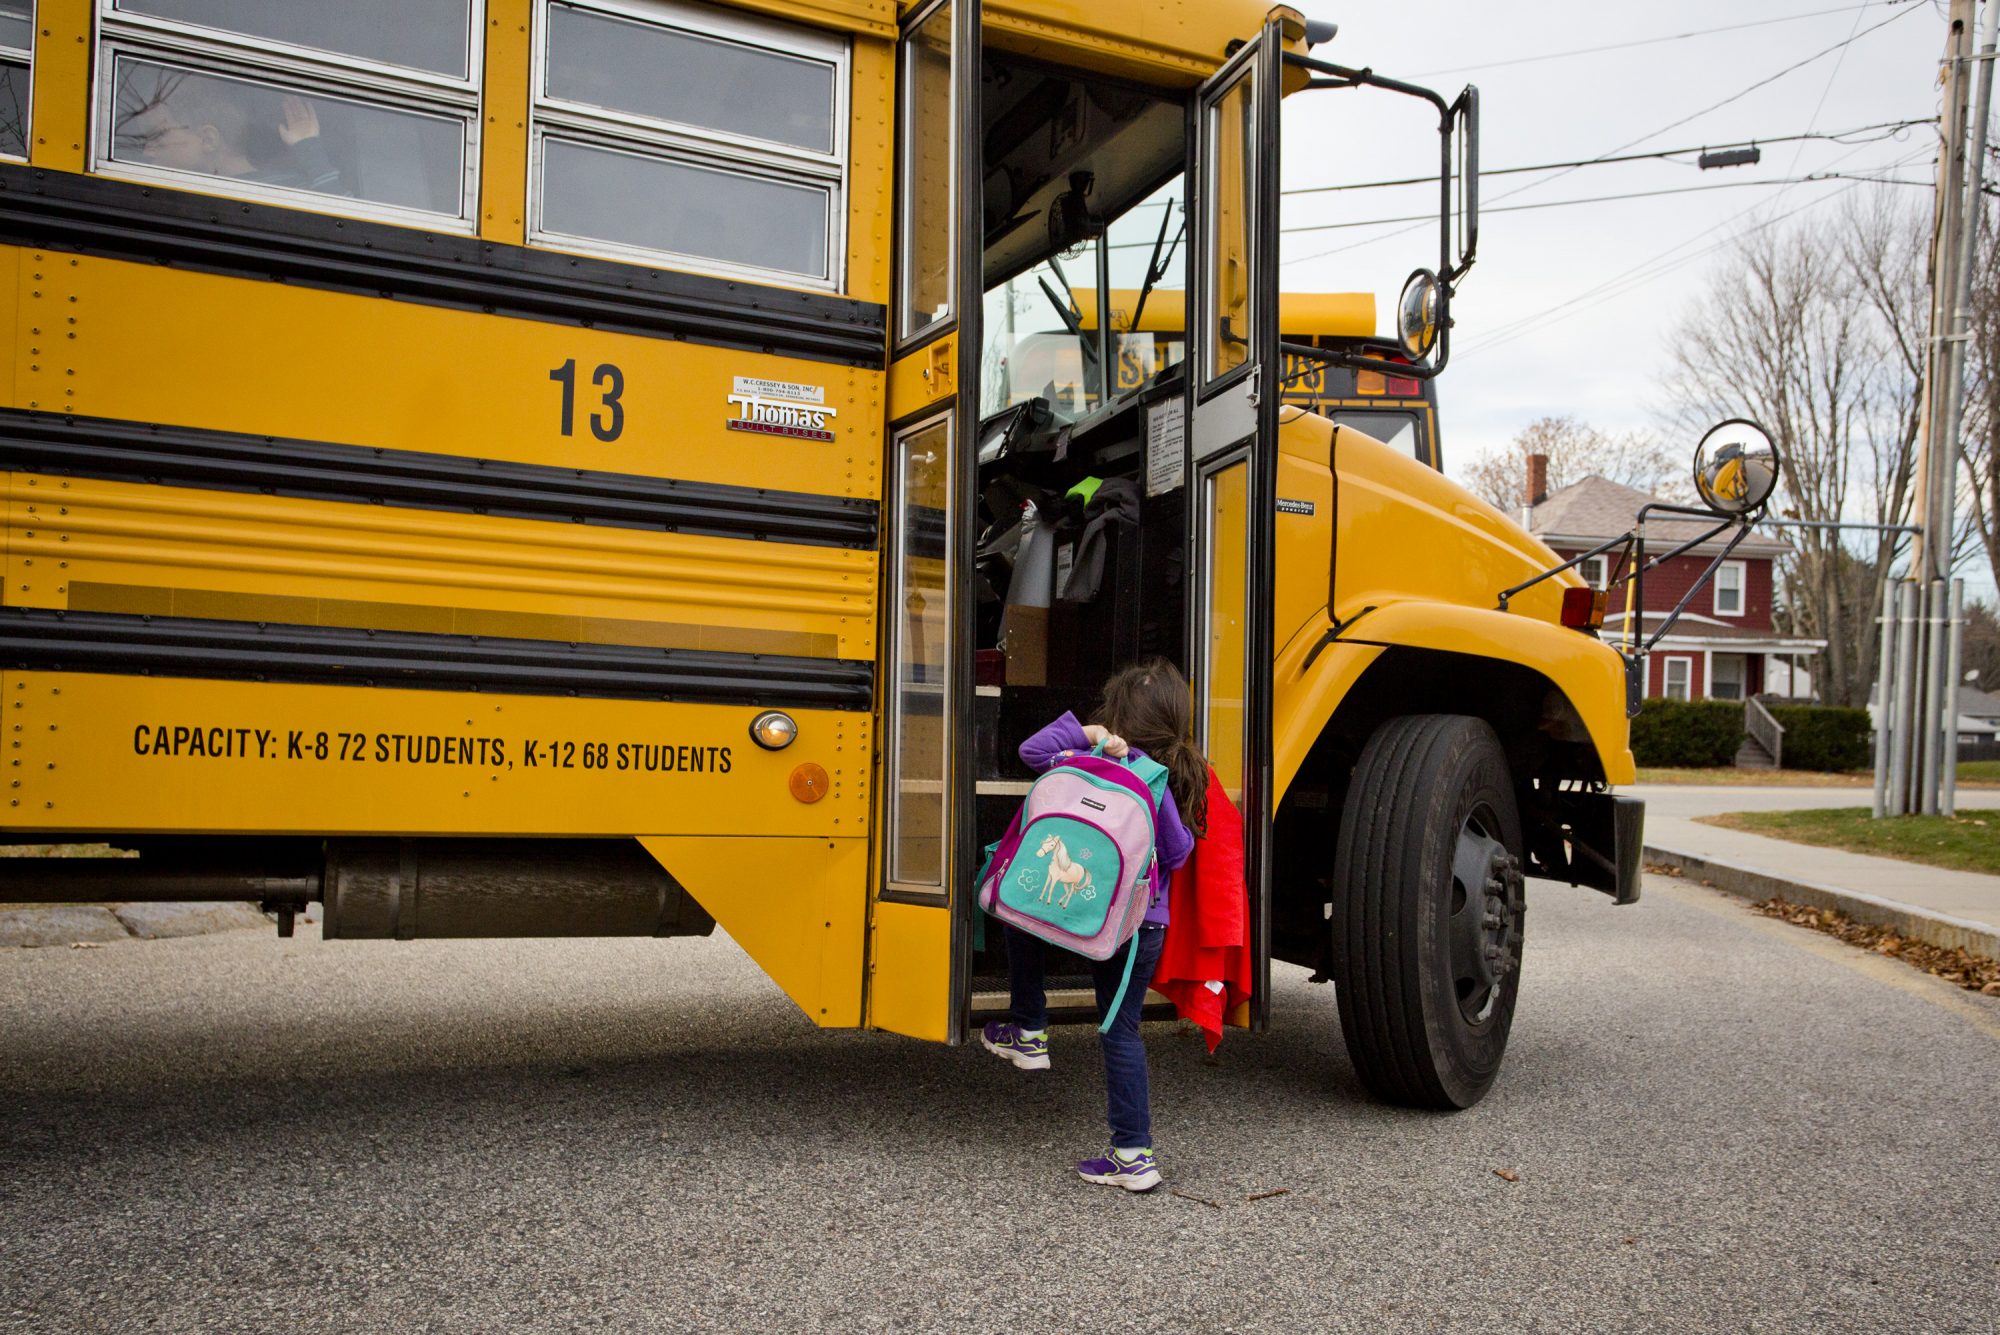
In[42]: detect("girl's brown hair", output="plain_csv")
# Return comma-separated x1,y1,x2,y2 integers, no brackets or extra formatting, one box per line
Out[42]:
1095,658,1209,837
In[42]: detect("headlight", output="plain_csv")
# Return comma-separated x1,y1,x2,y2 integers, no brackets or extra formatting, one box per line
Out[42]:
749,711,798,750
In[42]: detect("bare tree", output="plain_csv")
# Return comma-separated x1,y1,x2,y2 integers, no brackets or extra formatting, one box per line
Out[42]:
1658,198,1921,707
1462,415,1679,510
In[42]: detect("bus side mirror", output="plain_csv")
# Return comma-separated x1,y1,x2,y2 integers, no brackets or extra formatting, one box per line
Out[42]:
1449,85,1478,281
1692,418,1782,515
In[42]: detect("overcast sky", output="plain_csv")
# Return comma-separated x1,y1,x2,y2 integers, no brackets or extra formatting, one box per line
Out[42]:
1275,0,1953,497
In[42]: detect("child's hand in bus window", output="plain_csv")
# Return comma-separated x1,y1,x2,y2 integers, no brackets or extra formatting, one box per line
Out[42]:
277,96,321,146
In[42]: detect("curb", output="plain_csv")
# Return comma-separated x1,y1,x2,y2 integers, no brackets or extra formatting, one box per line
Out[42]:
1644,844,2000,959
0,901,275,948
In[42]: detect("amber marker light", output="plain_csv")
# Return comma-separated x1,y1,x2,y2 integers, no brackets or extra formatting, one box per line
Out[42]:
750,710,798,750
1560,586,1607,632
789,763,829,803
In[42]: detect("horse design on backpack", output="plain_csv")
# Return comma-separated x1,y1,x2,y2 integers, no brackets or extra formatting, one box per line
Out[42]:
1035,832,1095,909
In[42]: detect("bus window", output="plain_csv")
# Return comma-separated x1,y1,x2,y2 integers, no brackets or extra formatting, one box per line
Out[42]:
106,59,466,215
1332,409,1422,462
1203,65,1256,385
97,1,479,225
0,2,27,160
899,0,952,340
533,0,847,288
109,0,473,79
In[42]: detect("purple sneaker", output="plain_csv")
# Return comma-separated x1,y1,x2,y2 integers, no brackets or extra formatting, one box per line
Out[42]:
979,1021,1050,1070
1078,1147,1160,1192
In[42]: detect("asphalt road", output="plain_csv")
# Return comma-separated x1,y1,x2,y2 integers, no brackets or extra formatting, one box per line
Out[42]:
2,875,1997,1335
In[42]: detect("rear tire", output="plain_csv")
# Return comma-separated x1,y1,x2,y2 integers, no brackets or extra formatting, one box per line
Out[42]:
1332,714,1526,1109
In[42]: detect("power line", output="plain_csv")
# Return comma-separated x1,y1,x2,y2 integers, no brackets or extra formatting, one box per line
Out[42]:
1280,119,1929,198
1282,3,1927,268
1408,3,1896,77
1279,171,1923,236
1455,144,1937,357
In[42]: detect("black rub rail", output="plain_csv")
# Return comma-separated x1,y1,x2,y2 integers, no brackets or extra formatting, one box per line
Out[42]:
0,409,878,550
0,165,887,369
0,609,874,710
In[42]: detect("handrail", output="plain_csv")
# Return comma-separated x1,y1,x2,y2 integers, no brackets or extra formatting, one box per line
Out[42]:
1746,695,1785,769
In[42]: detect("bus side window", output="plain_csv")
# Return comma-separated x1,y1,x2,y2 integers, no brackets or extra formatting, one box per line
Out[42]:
532,0,849,290
0,2,30,161
97,0,479,226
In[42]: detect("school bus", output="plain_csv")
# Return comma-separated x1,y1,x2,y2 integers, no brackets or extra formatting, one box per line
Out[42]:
1046,287,1444,468
0,0,1655,1108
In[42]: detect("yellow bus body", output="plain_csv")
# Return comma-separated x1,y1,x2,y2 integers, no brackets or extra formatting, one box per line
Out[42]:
1,0,1635,1060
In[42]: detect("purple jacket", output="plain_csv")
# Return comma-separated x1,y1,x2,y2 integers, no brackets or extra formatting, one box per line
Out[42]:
1018,711,1193,925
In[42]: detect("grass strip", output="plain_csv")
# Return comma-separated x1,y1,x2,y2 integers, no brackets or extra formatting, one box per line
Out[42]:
1697,808,2000,876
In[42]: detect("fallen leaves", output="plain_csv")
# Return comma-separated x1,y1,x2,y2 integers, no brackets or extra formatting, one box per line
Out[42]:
1754,897,2000,993
1493,1168,1520,1183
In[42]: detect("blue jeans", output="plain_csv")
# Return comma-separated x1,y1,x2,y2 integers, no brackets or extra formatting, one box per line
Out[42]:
1005,922,1167,1151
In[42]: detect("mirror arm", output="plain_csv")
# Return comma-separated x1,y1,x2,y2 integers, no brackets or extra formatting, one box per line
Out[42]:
1625,509,1739,578
1283,52,1450,115
1280,339,1447,383
1641,520,1760,653
1495,530,1633,611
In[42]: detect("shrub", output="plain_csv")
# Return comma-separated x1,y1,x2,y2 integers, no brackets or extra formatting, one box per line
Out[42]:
1630,699,1745,768
1767,704,1871,772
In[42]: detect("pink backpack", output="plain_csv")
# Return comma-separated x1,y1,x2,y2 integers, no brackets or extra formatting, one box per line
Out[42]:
977,746,1165,1030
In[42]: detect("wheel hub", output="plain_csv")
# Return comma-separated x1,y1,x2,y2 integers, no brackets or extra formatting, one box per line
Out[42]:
1447,807,1525,1025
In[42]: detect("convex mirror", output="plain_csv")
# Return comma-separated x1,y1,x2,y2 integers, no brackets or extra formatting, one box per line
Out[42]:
1693,418,1780,515
1397,268,1442,360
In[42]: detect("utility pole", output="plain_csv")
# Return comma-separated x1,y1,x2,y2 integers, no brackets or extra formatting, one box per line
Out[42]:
1889,0,1987,817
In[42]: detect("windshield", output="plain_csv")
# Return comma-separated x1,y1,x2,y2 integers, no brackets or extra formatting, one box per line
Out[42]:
980,175,1187,420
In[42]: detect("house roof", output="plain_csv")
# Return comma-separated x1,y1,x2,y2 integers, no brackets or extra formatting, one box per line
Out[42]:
1526,475,1791,556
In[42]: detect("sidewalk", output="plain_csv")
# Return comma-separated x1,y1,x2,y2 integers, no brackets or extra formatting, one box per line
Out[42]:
1630,784,2000,956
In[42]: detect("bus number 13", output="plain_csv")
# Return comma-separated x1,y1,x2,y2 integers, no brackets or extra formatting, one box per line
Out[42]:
549,359,625,442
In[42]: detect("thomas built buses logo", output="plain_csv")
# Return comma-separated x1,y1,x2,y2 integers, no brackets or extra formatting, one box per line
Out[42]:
728,375,837,443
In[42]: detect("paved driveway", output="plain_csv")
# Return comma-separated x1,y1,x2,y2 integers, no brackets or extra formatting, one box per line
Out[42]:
2,876,1996,1333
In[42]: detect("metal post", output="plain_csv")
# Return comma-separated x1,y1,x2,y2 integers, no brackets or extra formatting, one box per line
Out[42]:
1944,577,1966,816
1922,579,1949,814
1891,579,1920,816
1873,579,1897,819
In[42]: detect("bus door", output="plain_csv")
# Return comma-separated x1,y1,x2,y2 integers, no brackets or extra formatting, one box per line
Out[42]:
1187,23,1282,1028
868,0,982,1042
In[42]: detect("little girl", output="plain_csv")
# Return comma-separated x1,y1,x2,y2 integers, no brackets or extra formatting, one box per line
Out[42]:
980,658,1214,1192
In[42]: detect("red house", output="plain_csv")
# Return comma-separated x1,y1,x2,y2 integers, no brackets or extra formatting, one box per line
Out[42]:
1522,470,1823,703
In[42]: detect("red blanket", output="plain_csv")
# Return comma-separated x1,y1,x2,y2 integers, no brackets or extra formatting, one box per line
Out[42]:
1156,769,1252,1051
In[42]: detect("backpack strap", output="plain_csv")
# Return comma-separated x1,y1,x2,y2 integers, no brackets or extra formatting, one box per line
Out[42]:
1125,753,1169,808
1097,930,1145,1034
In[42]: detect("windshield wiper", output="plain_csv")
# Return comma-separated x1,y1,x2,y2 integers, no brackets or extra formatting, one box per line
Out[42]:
1127,203,1185,336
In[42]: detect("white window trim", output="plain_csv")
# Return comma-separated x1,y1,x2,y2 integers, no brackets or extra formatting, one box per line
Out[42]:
1661,655,1693,702
1578,555,1607,590
528,0,849,292
1714,559,1746,618
0,2,34,163
92,3,485,232
98,1,484,91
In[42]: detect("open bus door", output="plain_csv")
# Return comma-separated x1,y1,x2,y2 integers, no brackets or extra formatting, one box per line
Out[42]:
1187,22,1282,1029
867,0,982,1042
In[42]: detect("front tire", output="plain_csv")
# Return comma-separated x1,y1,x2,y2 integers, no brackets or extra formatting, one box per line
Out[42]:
1332,714,1526,1109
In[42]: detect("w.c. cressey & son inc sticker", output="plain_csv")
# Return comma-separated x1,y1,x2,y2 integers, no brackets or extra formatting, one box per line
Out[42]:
727,375,837,442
